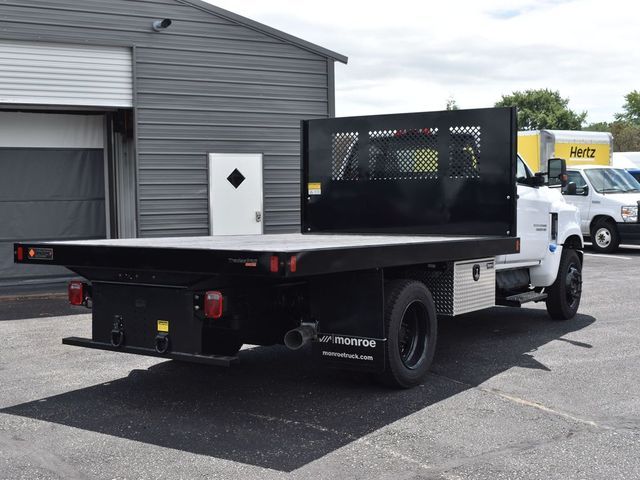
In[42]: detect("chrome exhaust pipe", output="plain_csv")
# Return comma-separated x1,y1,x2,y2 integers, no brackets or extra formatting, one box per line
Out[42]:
284,324,316,350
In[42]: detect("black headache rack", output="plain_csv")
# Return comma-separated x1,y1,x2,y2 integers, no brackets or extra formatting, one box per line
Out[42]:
301,106,518,236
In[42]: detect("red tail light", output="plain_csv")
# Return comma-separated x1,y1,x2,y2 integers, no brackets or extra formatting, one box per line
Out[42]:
16,246,24,261
270,255,280,273
204,291,224,319
68,281,85,305
289,255,297,273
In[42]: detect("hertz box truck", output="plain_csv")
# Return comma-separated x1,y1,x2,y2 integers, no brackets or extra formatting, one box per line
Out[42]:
518,130,612,172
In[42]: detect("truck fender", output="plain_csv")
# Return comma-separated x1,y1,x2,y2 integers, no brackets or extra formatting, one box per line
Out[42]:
529,213,582,288
529,245,564,287
589,214,616,234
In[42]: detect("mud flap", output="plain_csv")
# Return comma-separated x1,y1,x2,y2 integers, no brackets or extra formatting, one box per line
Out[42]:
312,333,386,372
309,269,386,372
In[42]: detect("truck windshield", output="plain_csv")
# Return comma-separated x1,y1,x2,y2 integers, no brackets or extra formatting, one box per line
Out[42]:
584,168,640,193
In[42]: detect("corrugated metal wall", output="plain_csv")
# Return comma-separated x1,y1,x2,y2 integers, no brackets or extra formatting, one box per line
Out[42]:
0,40,132,107
0,0,334,236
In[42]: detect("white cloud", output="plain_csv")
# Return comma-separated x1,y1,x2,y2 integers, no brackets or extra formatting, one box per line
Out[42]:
206,0,639,123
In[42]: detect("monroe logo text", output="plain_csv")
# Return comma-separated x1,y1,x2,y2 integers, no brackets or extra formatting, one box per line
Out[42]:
318,334,377,348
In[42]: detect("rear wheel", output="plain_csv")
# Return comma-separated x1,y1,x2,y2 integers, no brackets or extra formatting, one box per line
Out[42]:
590,219,619,253
378,280,437,388
545,249,582,320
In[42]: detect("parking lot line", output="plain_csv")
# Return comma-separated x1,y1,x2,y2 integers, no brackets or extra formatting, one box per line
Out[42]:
584,253,633,260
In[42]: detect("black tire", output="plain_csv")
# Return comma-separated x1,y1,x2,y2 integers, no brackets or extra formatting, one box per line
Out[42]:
545,249,582,320
378,280,437,388
590,218,620,253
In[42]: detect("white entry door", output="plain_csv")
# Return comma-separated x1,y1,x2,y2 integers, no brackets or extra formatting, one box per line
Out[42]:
209,153,263,235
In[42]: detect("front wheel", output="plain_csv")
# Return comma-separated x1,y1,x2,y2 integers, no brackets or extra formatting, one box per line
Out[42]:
545,249,582,320
590,219,620,253
378,280,437,388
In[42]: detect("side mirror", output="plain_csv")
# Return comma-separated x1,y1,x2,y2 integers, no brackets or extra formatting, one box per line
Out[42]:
582,184,589,196
521,173,546,187
565,182,577,195
548,158,567,188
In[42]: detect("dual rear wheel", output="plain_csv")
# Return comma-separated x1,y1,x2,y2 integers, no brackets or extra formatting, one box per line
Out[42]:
379,280,437,388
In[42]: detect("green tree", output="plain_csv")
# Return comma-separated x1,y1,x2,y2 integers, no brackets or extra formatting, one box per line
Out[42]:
611,121,640,151
495,89,586,130
614,90,640,125
446,97,459,111
584,121,610,132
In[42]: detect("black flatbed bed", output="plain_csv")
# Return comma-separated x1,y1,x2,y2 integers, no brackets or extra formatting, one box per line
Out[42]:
15,233,518,278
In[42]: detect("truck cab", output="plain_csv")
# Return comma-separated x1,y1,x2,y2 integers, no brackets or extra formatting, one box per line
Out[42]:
562,165,640,253
495,155,583,319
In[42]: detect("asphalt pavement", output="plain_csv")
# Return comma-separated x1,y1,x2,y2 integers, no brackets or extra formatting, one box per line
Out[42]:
0,247,639,479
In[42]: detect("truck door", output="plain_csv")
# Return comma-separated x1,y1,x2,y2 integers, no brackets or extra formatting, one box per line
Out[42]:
502,157,550,264
562,170,590,234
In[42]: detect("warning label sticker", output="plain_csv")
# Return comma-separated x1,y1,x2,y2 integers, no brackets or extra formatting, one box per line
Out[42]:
27,247,54,260
308,182,322,195
157,320,169,333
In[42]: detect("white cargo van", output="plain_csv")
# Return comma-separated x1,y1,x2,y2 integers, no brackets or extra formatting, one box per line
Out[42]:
562,165,640,252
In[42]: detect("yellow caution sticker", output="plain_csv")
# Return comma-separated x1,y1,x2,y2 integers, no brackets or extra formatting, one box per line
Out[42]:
157,320,169,333
308,182,322,195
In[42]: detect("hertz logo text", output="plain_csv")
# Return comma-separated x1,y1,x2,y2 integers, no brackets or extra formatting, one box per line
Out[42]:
569,146,595,158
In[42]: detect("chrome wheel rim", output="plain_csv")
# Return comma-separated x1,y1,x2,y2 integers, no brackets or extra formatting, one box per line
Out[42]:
595,227,611,248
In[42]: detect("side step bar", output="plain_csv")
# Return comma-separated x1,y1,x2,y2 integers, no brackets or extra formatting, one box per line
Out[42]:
497,291,548,307
62,336,238,367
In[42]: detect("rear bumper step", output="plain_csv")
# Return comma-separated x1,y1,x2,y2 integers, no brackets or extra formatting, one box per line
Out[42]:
62,336,238,367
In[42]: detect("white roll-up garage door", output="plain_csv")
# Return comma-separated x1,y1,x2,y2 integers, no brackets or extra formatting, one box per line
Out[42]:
0,112,107,286
0,40,132,107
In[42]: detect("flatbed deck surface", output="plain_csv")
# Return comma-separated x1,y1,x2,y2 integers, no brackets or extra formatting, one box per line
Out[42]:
19,234,518,277
52,234,491,253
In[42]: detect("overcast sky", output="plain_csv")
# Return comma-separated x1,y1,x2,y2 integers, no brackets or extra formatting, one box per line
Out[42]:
207,0,638,124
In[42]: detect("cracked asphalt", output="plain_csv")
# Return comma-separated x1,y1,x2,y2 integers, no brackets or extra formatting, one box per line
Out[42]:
1,246,639,479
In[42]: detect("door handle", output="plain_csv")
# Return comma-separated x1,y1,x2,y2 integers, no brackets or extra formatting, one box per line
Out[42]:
255,211,262,223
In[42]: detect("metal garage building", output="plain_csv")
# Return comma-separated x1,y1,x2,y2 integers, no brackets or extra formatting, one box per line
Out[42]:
0,0,347,287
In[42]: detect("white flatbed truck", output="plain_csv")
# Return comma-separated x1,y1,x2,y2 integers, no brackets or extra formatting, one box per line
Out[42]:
14,107,583,388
